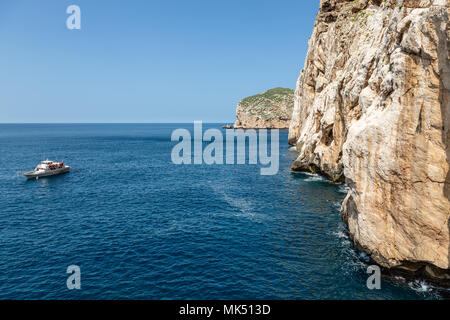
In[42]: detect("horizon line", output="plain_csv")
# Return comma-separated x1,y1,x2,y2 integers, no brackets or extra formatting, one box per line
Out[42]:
0,121,235,124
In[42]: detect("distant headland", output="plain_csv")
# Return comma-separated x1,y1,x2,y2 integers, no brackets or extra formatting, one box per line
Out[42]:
224,87,294,129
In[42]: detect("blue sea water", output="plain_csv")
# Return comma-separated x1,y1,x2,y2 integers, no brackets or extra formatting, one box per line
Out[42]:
0,123,442,299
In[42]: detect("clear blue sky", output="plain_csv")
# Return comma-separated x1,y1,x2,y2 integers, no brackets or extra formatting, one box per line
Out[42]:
0,0,319,123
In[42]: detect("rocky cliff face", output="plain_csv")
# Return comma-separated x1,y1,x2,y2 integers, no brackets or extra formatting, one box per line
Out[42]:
233,88,294,129
289,0,449,280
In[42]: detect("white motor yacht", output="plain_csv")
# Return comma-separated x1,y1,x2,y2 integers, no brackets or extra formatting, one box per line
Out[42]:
23,160,70,180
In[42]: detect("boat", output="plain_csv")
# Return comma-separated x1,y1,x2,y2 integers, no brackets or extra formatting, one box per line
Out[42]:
23,160,70,180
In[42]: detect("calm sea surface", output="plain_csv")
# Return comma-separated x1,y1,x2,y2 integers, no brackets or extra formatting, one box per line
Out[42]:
0,124,441,299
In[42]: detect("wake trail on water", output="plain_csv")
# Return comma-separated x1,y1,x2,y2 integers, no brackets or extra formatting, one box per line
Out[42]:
209,183,265,221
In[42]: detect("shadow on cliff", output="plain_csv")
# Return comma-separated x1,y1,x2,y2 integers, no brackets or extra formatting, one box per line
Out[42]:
445,109,449,275
440,60,450,275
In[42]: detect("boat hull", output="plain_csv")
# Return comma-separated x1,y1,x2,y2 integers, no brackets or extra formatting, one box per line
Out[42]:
24,166,70,179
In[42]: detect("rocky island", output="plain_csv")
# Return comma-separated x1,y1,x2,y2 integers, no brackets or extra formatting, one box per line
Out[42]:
289,0,449,282
232,87,294,129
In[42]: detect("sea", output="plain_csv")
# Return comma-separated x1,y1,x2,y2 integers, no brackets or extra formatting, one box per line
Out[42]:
0,123,444,299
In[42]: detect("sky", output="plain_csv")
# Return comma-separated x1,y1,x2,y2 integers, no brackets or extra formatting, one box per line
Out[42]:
0,0,319,123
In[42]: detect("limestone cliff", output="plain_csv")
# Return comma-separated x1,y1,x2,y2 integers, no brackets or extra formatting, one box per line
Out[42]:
233,88,294,129
289,0,449,280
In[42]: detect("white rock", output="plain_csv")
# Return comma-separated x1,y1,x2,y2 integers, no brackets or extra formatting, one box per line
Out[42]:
289,0,450,279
